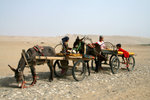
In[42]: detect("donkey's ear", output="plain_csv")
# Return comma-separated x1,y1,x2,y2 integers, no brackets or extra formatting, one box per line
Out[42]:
77,36,79,40
8,65,16,72
81,36,85,41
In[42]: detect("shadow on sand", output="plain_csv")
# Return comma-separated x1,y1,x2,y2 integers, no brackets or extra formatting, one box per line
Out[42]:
0,66,128,88
0,72,51,88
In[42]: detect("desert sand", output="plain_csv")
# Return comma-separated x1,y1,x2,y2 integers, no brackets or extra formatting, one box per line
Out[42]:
0,35,150,100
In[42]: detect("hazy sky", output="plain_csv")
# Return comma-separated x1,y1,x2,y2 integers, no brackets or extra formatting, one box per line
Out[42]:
0,0,149,37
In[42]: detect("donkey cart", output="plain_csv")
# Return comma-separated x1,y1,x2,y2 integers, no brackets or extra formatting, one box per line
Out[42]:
8,44,94,88
102,49,135,74
35,53,94,81
91,42,135,74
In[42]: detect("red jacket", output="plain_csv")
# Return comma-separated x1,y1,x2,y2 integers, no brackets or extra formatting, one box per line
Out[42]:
118,48,129,58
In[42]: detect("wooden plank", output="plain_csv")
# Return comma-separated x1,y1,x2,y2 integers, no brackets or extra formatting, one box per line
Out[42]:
22,49,29,67
56,53,82,56
35,56,93,61
35,56,82,60
35,56,65,60
67,56,82,59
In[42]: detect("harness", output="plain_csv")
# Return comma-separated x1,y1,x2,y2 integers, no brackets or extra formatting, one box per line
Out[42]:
33,45,44,56
73,42,81,51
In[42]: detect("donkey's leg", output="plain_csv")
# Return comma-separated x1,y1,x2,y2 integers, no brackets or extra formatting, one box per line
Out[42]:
99,60,103,70
99,54,106,70
30,65,37,85
95,58,99,72
98,55,104,70
86,61,90,75
47,60,54,82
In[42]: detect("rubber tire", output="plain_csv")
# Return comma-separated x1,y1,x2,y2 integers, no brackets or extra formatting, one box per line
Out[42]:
54,60,66,77
127,56,135,71
72,60,87,81
104,42,116,51
109,55,116,66
110,56,120,74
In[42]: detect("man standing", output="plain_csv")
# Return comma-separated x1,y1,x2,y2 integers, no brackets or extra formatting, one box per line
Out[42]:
96,35,106,49
95,35,107,72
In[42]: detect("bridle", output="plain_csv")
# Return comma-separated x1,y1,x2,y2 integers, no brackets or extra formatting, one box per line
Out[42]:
74,37,101,56
73,42,82,51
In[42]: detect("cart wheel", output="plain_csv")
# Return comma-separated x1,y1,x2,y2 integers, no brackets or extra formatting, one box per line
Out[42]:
54,60,67,77
72,60,87,81
111,56,120,74
55,43,62,52
104,42,116,51
54,43,67,54
127,56,135,71
91,59,96,70
109,55,116,66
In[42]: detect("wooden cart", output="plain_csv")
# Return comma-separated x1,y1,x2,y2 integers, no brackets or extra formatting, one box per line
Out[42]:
103,49,135,74
35,53,95,81
90,41,135,74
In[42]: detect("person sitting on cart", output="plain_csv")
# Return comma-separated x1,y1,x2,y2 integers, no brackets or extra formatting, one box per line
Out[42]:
59,36,72,75
61,36,72,54
116,44,129,67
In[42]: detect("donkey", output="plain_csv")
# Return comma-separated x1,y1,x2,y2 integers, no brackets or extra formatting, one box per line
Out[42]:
73,36,106,73
8,46,55,88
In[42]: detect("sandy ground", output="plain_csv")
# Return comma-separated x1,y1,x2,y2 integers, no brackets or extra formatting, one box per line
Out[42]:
0,35,150,100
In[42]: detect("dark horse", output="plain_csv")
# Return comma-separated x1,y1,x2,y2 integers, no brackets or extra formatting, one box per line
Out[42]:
73,36,106,73
8,46,55,88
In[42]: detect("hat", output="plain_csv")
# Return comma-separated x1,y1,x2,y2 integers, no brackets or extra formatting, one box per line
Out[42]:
62,36,69,42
